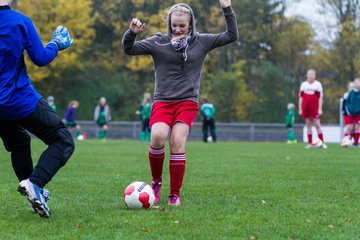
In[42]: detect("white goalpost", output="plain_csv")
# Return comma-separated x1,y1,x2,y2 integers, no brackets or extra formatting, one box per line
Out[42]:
339,97,344,140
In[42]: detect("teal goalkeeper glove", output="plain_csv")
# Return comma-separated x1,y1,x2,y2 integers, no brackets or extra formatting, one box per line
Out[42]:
50,25,73,51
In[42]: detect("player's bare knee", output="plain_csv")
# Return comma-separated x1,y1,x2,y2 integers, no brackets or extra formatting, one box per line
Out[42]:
151,131,167,145
169,136,185,151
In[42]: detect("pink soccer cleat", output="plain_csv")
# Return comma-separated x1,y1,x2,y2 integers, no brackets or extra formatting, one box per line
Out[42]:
168,194,181,206
151,181,162,205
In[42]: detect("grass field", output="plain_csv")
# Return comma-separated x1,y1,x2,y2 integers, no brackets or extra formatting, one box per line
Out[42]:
0,140,360,239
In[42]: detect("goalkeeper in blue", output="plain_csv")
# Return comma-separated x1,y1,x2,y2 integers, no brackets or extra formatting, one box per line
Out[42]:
0,0,73,218
285,103,297,144
201,97,217,142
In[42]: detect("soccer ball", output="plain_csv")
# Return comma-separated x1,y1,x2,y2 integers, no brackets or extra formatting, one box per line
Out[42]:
312,139,323,148
341,137,352,147
207,136,213,142
76,134,84,141
124,181,155,209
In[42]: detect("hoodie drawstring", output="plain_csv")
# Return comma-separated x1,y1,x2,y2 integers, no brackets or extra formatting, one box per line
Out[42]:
183,44,189,61
155,41,172,47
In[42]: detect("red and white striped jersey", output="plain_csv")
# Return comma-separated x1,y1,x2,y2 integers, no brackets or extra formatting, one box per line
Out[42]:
299,80,323,118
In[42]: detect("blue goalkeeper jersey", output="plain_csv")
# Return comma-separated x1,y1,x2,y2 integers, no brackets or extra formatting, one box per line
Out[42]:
0,5,58,120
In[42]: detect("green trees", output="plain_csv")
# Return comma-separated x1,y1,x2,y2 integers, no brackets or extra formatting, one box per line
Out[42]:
17,0,94,82
17,0,94,116
206,61,253,122
318,0,360,83
13,0,360,122
310,0,360,122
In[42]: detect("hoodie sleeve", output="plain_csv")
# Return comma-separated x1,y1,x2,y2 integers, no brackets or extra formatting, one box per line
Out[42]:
122,29,157,55
198,6,238,51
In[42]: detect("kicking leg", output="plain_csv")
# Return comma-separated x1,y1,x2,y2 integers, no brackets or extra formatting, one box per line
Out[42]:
168,122,190,205
148,122,170,204
15,99,74,217
20,99,74,188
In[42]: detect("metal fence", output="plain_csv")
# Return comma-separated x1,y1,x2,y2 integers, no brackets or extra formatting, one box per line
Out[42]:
69,98,346,142
74,121,308,142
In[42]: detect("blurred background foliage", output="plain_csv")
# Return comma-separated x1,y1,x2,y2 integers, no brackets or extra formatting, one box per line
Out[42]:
13,0,360,122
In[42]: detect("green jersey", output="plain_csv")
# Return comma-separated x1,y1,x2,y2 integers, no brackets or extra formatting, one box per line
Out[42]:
97,107,107,125
285,109,295,126
49,104,56,112
141,103,152,120
201,103,215,119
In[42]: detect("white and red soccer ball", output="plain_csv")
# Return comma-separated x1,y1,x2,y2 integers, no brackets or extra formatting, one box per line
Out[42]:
312,139,324,148
124,181,155,209
341,137,352,147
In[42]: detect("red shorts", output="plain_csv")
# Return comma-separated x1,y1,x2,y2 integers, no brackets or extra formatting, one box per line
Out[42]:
343,115,352,125
349,115,360,124
150,101,199,129
302,111,320,119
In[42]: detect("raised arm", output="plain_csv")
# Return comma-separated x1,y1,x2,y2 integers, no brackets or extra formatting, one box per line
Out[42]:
24,18,72,67
23,18,57,67
199,0,238,51
122,18,156,55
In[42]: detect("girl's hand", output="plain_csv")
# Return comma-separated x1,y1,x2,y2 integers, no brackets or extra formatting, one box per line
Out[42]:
219,0,231,8
129,18,146,34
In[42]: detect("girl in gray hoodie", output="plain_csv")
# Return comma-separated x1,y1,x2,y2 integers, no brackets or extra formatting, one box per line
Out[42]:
122,0,237,205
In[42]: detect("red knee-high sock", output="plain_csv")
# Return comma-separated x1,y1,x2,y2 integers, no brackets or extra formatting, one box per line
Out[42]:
149,146,165,182
354,131,360,145
169,153,186,197
318,132,324,142
307,134,313,144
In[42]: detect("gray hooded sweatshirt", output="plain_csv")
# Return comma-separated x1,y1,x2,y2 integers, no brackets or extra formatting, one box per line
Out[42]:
122,4,238,102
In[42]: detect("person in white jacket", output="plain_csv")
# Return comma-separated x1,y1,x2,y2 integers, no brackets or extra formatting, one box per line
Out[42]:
94,97,111,140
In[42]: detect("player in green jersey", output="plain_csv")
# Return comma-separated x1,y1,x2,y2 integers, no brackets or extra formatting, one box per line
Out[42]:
285,103,297,144
201,97,217,142
46,96,56,112
138,93,152,142
94,97,111,140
